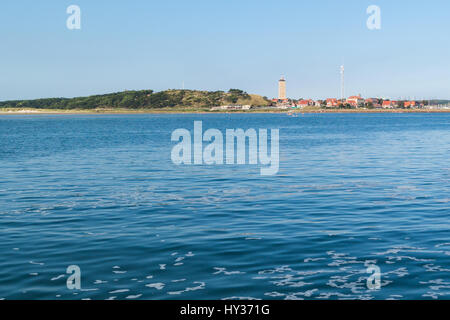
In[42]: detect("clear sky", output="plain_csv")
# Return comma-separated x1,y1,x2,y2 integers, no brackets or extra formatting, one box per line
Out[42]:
1,0,449,101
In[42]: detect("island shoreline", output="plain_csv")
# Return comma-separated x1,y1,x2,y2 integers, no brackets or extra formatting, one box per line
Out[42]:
1,108,450,115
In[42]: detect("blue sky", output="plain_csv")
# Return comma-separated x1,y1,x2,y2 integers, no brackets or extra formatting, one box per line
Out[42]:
1,0,449,100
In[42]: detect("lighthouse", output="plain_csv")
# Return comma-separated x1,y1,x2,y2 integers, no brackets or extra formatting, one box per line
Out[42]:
278,77,286,100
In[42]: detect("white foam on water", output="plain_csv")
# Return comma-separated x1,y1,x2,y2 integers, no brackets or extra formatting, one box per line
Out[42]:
213,267,245,275
185,282,205,292
167,290,183,295
264,292,285,298
436,243,450,248
222,297,260,300
145,283,165,290
304,258,326,263
271,276,312,288
94,280,108,284
420,279,450,291
81,288,99,292
109,289,130,294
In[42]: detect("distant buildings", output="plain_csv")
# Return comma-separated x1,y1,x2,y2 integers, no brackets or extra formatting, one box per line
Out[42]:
297,99,314,107
211,105,252,111
346,95,364,108
272,76,428,110
365,98,381,108
382,100,398,108
404,101,417,108
381,101,391,108
326,98,339,107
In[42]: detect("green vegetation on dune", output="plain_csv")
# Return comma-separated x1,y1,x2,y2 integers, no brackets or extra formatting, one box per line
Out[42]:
0,89,271,110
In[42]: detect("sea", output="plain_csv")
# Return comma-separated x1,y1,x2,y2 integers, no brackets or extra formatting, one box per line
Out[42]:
0,113,449,300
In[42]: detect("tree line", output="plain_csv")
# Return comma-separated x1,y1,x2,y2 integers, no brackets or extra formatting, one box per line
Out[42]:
0,89,254,110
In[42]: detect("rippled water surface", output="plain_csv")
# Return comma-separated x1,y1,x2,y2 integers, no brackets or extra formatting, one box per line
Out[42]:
1,113,449,300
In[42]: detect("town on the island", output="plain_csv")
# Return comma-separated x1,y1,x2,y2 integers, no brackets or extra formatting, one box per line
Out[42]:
212,72,450,111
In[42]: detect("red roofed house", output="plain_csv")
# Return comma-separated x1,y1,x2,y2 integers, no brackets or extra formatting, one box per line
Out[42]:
326,98,339,107
404,101,417,108
382,101,392,108
365,98,381,108
297,99,314,107
382,100,399,108
365,98,380,105
346,95,364,108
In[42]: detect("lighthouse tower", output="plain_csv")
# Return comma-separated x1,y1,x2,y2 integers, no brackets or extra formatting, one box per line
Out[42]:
278,76,286,100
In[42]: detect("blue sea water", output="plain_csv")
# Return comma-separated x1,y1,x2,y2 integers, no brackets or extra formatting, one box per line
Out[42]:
0,113,449,300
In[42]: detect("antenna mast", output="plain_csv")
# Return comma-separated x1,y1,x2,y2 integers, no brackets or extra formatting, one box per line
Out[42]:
340,65,345,100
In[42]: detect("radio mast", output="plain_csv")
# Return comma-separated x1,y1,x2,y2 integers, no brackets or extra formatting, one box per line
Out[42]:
340,65,345,100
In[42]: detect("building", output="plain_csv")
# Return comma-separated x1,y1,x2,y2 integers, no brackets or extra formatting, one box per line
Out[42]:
365,98,381,108
297,99,314,107
326,98,339,107
365,98,380,107
347,95,364,108
211,105,252,111
382,100,398,109
382,101,392,108
404,101,417,108
278,77,286,100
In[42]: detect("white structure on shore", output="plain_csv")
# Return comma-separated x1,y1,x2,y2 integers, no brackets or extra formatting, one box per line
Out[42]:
211,105,252,111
